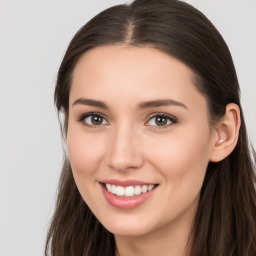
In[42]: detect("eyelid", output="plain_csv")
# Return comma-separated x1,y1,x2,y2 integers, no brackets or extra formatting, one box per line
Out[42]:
145,113,178,128
78,112,109,127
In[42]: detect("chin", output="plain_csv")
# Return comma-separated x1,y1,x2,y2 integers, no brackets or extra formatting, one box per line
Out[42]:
108,225,151,237
99,216,157,237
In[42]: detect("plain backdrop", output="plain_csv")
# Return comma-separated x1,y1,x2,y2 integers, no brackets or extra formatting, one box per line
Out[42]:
0,0,255,255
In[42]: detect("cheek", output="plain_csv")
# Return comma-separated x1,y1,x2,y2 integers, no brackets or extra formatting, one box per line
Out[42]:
67,126,105,181
147,124,211,189
67,126,108,213
144,125,212,223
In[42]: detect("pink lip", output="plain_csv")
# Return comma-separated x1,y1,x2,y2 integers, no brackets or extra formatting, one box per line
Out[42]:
100,183,158,210
100,179,156,186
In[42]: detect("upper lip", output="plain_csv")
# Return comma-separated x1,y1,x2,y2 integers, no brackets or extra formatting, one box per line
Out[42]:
100,179,157,187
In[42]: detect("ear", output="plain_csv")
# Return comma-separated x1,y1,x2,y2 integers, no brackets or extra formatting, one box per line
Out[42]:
209,103,241,162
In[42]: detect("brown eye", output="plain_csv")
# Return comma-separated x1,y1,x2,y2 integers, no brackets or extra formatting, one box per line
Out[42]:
155,116,168,126
147,114,177,127
91,115,103,125
82,113,108,126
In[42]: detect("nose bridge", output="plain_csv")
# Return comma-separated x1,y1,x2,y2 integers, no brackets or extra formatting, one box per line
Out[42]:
106,122,143,171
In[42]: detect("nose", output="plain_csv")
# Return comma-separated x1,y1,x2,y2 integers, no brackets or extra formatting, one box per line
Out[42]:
106,124,144,172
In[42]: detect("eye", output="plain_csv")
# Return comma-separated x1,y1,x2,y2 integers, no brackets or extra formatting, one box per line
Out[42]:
146,114,177,127
79,113,108,127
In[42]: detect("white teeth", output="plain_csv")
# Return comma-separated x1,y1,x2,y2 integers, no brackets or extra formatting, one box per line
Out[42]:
105,183,156,197
141,185,147,193
112,185,117,194
148,185,154,191
106,184,112,192
116,186,125,196
125,186,134,197
134,185,142,195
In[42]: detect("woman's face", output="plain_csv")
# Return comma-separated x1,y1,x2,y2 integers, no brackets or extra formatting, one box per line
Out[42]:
67,45,216,237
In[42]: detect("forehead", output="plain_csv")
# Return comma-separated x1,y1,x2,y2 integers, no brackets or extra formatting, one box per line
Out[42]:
72,45,195,86
70,45,207,113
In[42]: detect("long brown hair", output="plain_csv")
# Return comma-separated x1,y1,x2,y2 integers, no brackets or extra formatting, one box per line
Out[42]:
45,0,256,255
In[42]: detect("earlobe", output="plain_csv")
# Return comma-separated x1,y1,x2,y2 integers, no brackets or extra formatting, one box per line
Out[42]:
209,103,241,162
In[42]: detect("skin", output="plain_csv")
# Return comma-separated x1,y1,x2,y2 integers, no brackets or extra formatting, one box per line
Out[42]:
67,45,239,256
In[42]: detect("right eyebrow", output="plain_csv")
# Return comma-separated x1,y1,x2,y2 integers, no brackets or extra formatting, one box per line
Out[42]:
72,98,109,110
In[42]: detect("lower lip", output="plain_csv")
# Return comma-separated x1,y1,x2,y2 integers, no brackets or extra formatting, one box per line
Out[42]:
100,183,158,210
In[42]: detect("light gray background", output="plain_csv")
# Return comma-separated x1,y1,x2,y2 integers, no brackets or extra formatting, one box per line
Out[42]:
1,0,255,255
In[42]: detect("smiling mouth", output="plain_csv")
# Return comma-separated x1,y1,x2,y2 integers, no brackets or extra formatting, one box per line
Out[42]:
100,182,159,197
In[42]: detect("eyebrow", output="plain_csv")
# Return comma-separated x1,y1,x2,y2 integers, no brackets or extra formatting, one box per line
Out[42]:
72,98,188,110
138,99,188,110
72,98,109,109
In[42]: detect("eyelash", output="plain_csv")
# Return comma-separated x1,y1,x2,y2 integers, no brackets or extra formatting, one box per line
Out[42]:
146,113,177,129
78,112,177,129
78,112,109,129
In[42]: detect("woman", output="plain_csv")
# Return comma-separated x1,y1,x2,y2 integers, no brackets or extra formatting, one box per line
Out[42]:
45,0,256,255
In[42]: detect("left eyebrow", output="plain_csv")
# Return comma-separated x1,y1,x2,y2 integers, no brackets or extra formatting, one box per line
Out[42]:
137,99,188,110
